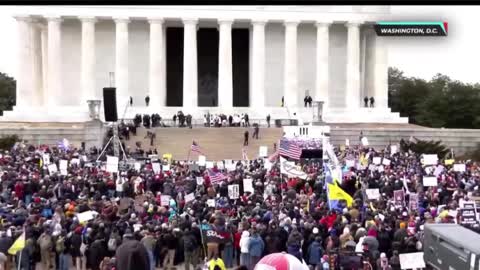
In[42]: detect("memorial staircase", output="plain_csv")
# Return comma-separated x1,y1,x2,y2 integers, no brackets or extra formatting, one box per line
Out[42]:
124,127,284,160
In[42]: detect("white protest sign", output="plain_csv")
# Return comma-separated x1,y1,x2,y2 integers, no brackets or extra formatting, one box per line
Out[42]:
198,155,206,166
76,210,98,223
206,161,214,169
59,159,68,176
228,184,240,199
377,165,385,173
243,178,254,193
152,162,161,174
106,156,119,173
216,161,224,170
81,155,87,162
423,154,438,165
207,199,216,207
382,158,391,166
133,224,142,232
185,193,195,203
162,164,170,172
366,189,381,200
453,164,466,172
264,160,272,171
196,177,204,185
390,145,398,155
134,162,141,171
160,195,171,206
42,154,50,165
259,146,268,157
361,137,369,146
399,252,425,269
48,164,58,175
433,165,444,177
423,176,438,187
345,138,350,146
346,160,355,168
373,157,382,165
368,164,376,171
70,158,80,166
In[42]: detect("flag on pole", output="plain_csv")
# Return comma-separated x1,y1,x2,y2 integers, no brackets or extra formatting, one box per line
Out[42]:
207,169,227,184
279,139,302,160
190,140,203,154
327,182,353,209
267,150,279,162
242,147,249,161
8,231,26,255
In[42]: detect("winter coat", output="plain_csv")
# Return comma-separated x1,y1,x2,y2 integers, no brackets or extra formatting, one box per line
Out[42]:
248,235,265,257
307,241,323,265
115,239,150,270
239,231,250,253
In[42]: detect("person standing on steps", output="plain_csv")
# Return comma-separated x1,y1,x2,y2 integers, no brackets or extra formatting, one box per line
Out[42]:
266,114,271,128
370,96,375,108
253,124,259,139
130,96,133,106
364,96,369,107
243,130,249,146
172,114,177,127
145,95,150,107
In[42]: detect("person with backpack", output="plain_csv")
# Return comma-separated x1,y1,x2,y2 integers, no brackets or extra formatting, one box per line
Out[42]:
307,237,323,270
182,228,199,270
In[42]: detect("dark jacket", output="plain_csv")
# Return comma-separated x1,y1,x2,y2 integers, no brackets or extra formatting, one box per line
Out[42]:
307,240,323,265
115,239,150,270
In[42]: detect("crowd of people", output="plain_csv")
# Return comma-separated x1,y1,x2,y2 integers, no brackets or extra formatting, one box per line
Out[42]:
0,137,478,270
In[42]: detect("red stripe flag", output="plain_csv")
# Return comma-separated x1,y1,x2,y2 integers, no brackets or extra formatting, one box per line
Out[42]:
207,169,227,184
279,139,302,160
191,140,203,154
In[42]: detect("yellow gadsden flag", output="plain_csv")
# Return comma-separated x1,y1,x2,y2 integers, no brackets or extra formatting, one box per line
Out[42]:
327,183,354,207
8,231,26,255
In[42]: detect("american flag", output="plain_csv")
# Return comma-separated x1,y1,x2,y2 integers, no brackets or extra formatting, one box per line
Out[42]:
191,140,203,154
279,139,302,160
207,169,227,184
267,149,279,162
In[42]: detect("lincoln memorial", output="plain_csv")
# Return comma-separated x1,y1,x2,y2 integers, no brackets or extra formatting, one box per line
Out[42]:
2,5,407,123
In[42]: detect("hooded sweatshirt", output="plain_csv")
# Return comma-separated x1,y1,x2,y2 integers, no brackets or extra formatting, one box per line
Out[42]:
239,231,250,253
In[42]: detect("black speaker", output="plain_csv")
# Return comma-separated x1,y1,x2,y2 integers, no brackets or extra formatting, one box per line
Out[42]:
103,87,118,122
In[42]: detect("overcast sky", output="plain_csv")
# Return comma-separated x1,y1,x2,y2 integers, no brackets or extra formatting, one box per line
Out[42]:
0,5,478,84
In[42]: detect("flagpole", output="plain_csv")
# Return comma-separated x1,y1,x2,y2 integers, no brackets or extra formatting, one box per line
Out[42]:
17,249,21,270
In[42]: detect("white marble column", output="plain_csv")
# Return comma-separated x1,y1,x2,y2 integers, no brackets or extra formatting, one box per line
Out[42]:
345,21,361,109
114,17,130,108
31,22,43,107
40,26,48,106
80,16,97,104
218,19,233,108
250,20,266,108
284,20,299,108
148,18,166,107
315,21,331,107
374,33,388,109
46,15,63,107
15,16,34,107
182,18,198,108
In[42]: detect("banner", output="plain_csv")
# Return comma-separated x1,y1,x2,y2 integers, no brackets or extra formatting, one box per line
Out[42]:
394,190,405,207
243,178,254,194
106,156,119,173
280,157,308,180
228,184,240,199
202,229,230,244
76,210,98,224
409,193,418,211
59,160,68,176
453,164,466,172
422,154,438,165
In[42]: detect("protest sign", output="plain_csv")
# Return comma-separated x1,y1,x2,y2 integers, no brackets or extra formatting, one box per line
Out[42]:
423,176,438,187
409,193,418,211
390,145,398,155
70,158,80,166
198,155,206,166
394,190,405,207
361,137,369,146
152,162,161,174
76,210,98,224
453,164,466,172
185,193,195,203
459,201,478,225
59,160,68,176
134,162,141,171
345,138,350,146
206,161,214,169
366,189,380,200
399,252,425,269
42,154,50,165
243,178,254,193
259,146,268,157
433,165,444,177
444,159,455,165
382,158,391,166
422,154,438,165
345,160,355,168
264,160,272,171
162,153,173,164
216,161,224,170
228,184,240,199
106,156,119,173
368,164,376,171
162,164,170,172
196,176,204,185
377,165,385,173
373,157,382,165
133,224,142,232
160,195,171,206
48,164,58,175
207,199,216,207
